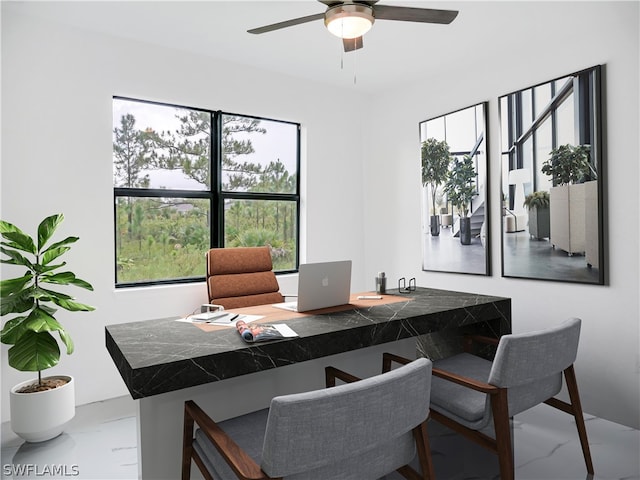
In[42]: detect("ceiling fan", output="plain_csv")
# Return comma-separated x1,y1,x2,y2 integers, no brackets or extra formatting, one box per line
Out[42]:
248,1,459,52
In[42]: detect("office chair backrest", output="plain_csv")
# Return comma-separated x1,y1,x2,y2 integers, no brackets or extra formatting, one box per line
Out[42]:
488,317,582,416
261,357,433,479
206,246,284,309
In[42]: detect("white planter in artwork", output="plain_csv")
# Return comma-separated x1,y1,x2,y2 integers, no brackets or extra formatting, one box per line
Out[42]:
10,375,75,443
550,181,598,260
550,183,586,255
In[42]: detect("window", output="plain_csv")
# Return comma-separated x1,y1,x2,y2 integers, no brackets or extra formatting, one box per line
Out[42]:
500,73,588,200
113,98,300,287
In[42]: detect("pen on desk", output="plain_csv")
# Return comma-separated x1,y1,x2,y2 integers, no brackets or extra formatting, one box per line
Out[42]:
205,313,239,324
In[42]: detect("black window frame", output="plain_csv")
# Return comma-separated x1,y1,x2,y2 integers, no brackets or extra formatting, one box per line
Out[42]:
113,96,301,288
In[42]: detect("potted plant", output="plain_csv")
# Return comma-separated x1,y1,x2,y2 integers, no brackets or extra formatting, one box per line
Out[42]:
1,214,94,442
541,144,597,255
421,138,452,236
444,155,476,245
524,191,550,240
541,144,594,185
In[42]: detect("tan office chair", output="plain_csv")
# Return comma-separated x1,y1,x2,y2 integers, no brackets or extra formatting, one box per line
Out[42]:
182,358,435,480
383,318,593,480
206,246,285,309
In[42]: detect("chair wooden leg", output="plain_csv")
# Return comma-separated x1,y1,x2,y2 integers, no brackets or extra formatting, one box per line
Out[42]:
417,421,436,480
564,365,594,475
421,422,436,480
491,388,514,480
394,421,435,480
182,402,195,480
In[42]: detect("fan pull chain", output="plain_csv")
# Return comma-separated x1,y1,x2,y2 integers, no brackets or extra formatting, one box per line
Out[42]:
340,21,345,70
353,45,357,85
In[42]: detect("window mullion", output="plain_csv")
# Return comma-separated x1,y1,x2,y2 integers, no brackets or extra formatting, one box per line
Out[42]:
212,111,223,248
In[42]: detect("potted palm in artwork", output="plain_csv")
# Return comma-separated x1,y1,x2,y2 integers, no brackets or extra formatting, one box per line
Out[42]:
421,138,452,236
524,191,550,239
1,214,94,442
444,155,476,245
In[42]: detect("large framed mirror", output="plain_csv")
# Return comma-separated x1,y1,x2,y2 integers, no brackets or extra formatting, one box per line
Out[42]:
419,102,490,275
499,65,605,284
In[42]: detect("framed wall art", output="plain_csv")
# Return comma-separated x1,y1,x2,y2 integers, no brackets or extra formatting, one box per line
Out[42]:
499,65,605,284
419,102,490,275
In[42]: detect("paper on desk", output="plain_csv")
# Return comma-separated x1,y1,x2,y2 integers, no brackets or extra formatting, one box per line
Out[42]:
177,314,264,326
271,323,298,338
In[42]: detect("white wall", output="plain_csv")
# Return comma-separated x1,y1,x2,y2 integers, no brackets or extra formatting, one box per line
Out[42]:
2,2,639,430
363,2,640,428
0,11,368,421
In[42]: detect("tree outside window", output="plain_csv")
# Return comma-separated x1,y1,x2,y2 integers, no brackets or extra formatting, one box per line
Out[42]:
113,98,300,286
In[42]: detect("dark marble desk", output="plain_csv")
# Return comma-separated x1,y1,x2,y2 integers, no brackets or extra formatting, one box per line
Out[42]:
106,287,511,399
105,287,511,479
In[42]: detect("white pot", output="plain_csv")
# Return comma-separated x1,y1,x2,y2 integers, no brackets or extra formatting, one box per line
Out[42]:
10,375,75,443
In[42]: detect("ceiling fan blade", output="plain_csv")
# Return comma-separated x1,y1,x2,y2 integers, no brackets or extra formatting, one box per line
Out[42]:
373,5,458,24
318,0,379,5
248,12,325,34
343,36,364,52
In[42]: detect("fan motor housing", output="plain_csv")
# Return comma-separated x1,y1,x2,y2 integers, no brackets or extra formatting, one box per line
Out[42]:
324,4,375,39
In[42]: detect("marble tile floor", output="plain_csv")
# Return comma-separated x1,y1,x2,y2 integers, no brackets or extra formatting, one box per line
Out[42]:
1,396,137,480
1,396,638,480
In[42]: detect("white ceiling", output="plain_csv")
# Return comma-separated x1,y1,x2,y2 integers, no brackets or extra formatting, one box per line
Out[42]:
5,1,552,93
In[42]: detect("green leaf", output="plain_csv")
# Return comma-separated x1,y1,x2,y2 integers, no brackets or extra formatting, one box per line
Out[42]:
37,214,64,252
0,246,34,269
23,308,65,334
33,261,66,275
58,329,74,355
41,272,94,291
41,271,76,285
40,272,94,292
0,316,29,345
69,276,94,291
8,330,60,372
0,274,33,298
0,232,36,255
35,286,73,301
41,236,78,256
50,296,95,312
39,303,58,316
41,246,70,266
0,289,35,316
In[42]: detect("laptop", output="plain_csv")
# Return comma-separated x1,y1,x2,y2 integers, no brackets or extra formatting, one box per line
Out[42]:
273,260,352,312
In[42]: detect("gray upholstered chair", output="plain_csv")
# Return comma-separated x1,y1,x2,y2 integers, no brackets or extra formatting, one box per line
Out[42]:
182,358,435,480
383,318,593,480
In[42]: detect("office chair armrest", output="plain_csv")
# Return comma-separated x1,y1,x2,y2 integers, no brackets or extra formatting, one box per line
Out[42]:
382,352,413,373
463,334,499,353
325,366,362,387
432,367,500,395
201,303,225,312
184,401,269,480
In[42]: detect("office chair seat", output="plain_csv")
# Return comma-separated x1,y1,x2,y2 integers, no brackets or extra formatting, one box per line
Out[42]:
429,352,493,426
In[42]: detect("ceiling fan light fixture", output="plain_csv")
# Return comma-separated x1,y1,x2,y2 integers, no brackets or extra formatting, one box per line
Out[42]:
324,4,374,39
